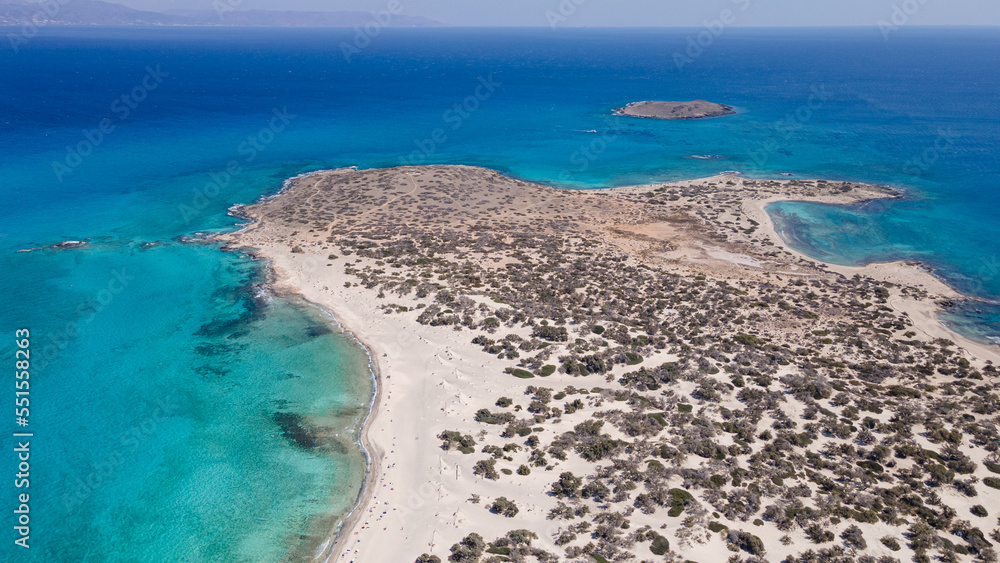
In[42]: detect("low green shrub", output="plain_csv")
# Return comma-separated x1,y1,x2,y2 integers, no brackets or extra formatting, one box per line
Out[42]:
667,488,693,517
880,536,901,551
650,534,670,555
708,521,727,533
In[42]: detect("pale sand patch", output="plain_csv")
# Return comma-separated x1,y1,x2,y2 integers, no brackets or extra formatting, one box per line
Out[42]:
704,246,766,268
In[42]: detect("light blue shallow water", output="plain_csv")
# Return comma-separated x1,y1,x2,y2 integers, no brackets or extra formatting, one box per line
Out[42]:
1,26,999,561
4,240,372,562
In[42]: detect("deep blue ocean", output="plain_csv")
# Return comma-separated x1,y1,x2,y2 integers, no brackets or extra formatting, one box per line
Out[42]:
1,26,999,561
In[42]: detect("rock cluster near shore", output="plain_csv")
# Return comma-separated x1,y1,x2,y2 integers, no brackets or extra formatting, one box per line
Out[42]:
614,100,736,120
226,165,1000,563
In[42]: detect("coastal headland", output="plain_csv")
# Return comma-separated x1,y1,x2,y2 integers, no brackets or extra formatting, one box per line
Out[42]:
614,100,736,120
223,165,1000,563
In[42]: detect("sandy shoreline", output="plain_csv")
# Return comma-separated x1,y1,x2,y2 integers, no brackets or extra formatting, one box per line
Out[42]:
225,165,1000,563
742,188,1000,365
312,301,384,563
254,241,577,561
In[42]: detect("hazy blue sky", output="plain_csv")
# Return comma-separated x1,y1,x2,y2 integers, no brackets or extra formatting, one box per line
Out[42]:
114,0,1000,27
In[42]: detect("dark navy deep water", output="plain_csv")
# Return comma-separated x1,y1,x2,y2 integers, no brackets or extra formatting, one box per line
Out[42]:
1,26,999,561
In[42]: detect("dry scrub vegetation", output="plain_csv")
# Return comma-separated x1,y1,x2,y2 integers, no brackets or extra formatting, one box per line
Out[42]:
234,166,1000,563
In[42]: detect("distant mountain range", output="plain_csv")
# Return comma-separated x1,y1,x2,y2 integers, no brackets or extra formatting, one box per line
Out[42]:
0,0,443,27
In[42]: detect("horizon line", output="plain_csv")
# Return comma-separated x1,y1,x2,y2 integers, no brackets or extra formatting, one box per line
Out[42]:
1,24,998,29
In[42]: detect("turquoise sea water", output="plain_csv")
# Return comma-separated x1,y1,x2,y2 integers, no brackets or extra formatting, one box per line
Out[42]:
1,26,999,561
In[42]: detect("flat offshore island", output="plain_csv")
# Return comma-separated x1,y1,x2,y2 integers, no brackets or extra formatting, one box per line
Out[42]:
225,166,1000,563
615,100,736,120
